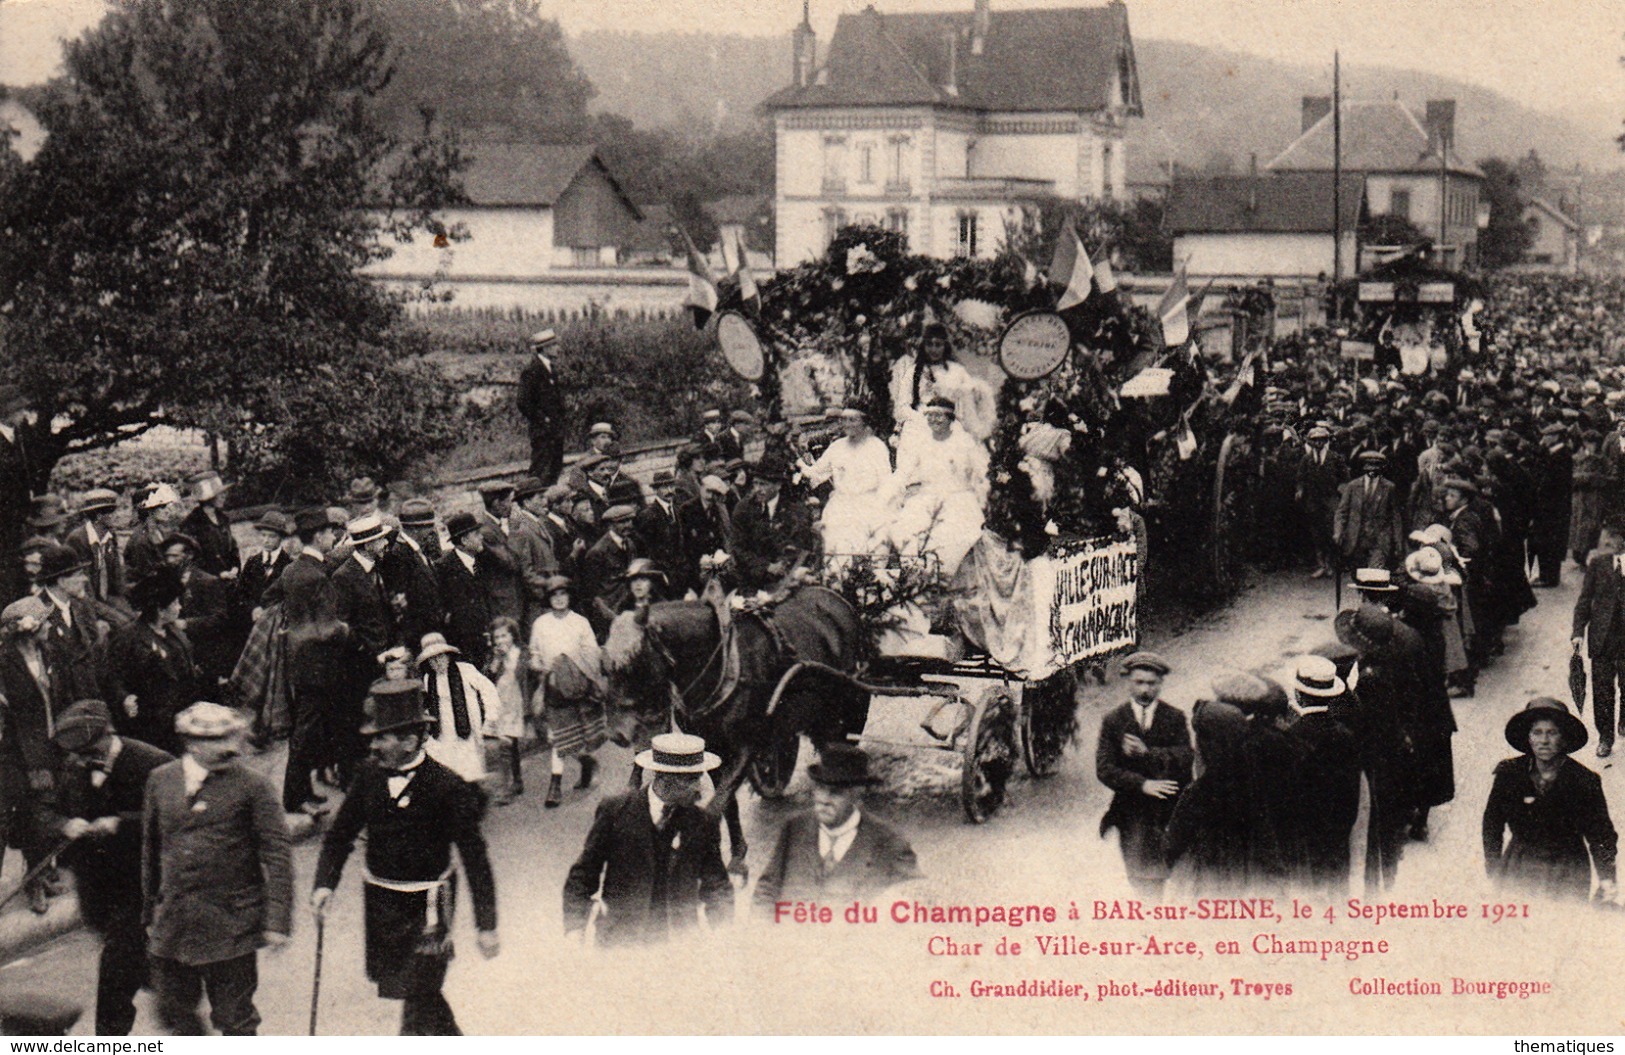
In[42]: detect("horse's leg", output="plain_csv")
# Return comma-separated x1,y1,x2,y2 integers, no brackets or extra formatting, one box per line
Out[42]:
708,744,753,879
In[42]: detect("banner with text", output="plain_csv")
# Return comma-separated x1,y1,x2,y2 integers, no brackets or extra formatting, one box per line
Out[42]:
1024,535,1138,678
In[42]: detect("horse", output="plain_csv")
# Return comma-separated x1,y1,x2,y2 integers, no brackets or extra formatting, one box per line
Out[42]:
601,585,868,873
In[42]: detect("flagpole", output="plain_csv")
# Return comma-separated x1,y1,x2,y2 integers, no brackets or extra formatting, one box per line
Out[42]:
1331,50,1342,322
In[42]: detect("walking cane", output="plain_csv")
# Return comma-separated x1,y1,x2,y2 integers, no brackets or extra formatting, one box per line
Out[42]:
309,914,325,1036
0,838,72,915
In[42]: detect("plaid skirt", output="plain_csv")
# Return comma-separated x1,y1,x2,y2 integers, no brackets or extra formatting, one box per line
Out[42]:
544,700,607,758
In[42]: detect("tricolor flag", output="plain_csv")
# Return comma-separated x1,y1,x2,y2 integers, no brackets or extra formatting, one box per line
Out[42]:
726,229,759,311
1054,228,1093,312
1175,419,1197,460
680,227,719,330
1157,267,1191,348
1093,253,1118,294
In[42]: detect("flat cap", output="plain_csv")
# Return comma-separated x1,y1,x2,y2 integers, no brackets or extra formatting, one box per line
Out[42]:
1120,651,1171,677
52,699,114,752
602,504,636,524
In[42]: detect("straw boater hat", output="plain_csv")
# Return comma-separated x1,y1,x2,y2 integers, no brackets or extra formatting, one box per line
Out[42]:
188,470,230,503
346,513,388,546
1350,567,1399,593
77,489,118,515
1503,697,1588,754
360,679,432,736
174,702,248,740
635,732,721,774
530,329,557,350
589,422,616,438
416,632,461,667
1291,655,1345,699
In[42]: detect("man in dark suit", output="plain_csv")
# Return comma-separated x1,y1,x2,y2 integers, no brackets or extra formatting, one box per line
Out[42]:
729,461,820,592
1442,477,1494,683
563,733,733,947
753,746,920,911
533,484,584,581
177,471,240,581
378,501,444,656
35,544,107,704
694,408,732,463
141,703,292,1036
1095,651,1192,899
1296,426,1346,579
474,482,526,626
434,512,493,668
1572,518,1625,758
238,510,297,614
633,470,690,596
44,701,174,1035
65,489,126,611
313,681,499,1035
1532,423,1574,587
0,386,39,604
329,514,398,778
508,478,559,625
1281,656,1363,894
579,504,638,636
516,329,564,485
161,534,244,691
1334,450,1405,572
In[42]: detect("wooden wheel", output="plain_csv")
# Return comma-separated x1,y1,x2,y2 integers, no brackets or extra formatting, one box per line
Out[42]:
1019,678,1073,778
747,730,801,799
1211,432,1254,596
961,689,1016,824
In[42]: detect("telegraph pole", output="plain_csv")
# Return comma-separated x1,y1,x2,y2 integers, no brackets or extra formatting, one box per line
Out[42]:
1332,51,1342,319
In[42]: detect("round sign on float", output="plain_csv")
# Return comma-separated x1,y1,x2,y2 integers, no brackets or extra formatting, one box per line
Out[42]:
716,311,765,382
997,311,1072,380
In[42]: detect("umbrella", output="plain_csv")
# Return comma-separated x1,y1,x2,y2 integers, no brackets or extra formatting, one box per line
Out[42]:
1570,649,1588,714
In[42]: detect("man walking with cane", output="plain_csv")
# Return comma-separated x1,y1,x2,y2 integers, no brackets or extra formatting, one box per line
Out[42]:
311,679,499,1035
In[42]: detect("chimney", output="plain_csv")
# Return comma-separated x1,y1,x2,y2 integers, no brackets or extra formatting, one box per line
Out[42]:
792,0,816,88
943,29,958,95
1301,96,1332,133
1425,99,1456,156
972,0,990,56
1248,153,1259,212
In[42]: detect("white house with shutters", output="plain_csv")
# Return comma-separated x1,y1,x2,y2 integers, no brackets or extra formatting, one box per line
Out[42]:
763,0,1143,266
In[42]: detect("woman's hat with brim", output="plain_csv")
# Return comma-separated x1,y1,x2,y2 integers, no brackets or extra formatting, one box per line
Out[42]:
36,544,88,583
622,558,667,584
415,632,461,666
1335,605,1397,656
1504,696,1588,754
635,732,721,774
129,568,184,613
360,679,432,736
1291,655,1346,698
187,470,231,504
806,744,880,787
1405,547,1460,586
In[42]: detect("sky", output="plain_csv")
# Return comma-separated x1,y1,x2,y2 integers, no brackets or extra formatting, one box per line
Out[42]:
2,0,1619,124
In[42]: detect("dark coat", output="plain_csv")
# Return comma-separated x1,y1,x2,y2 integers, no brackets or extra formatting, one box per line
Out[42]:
1334,474,1405,568
1296,447,1347,541
1483,756,1617,901
1533,443,1574,542
178,506,240,579
508,511,558,623
476,516,527,626
178,568,244,688
65,523,126,606
45,738,174,933
315,756,497,998
0,641,65,782
1096,700,1193,882
676,495,730,574
105,619,200,756
562,789,733,947
40,592,106,705
330,554,395,660
122,523,168,590
1573,552,1625,658
537,513,583,581
579,531,636,636
632,498,689,595
516,355,563,437
730,494,820,592
141,759,294,965
272,552,350,697
238,550,291,613
378,535,443,653
0,428,36,602
752,810,920,908
435,550,492,668
1282,708,1362,892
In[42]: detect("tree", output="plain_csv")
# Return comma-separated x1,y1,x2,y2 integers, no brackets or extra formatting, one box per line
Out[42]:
0,0,466,500
1360,213,1430,248
372,0,594,141
1477,156,1534,270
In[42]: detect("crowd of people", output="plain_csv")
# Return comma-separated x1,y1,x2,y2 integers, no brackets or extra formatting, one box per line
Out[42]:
0,275,1623,1035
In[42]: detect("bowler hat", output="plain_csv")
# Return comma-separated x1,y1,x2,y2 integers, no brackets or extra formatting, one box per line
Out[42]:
1504,697,1588,754
444,511,481,541
52,699,114,753
128,568,184,613
174,701,248,740
807,744,880,787
636,732,721,774
254,509,294,536
397,498,436,528
1120,651,1171,677
36,544,88,583
360,679,432,736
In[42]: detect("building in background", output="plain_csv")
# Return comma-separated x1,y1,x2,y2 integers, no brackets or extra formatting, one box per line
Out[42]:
1267,96,1484,270
764,0,1143,265
1519,198,1581,273
1166,171,1366,280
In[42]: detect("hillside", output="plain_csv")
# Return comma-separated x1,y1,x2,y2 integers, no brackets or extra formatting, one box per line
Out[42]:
567,30,1623,179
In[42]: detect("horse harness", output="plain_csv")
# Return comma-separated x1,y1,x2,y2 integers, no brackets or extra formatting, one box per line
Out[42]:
645,601,800,720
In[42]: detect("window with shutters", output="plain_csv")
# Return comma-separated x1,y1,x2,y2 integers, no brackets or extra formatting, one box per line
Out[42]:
955,212,979,258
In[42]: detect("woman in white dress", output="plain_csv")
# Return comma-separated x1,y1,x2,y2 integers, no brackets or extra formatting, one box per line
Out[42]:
889,396,990,577
528,575,607,807
888,323,997,444
797,406,894,562
416,632,501,785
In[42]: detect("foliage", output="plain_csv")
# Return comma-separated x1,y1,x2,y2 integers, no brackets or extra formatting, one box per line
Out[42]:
0,0,465,498
1478,157,1536,270
51,438,211,495
1360,213,1430,248
372,0,594,141
1005,196,1173,275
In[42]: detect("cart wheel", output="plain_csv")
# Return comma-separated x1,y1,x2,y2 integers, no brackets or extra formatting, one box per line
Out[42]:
747,730,801,799
961,689,1016,824
1211,432,1253,596
1020,677,1073,778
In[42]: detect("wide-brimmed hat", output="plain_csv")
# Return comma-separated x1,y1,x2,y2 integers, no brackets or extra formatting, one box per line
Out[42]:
398,498,436,528
138,482,181,511
37,544,88,583
346,513,388,546
77,489,118,515
174,702,248,740
807,744,880,787
128,568,184,612
623,558,666,584
1292,655,1346,698
360,679,432,736
1405,547,1460,586
1504,697,1588,754
635,732,721,774
1334,605,1397,656
416,632,461,666
1120,650,1171,677
1351,568,1398,593
444,511,481,542
187,470,231,503
52,699,115,753
254,509,294,536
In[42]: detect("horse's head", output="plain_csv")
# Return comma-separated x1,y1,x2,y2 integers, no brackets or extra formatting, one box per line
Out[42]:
603,605,668,715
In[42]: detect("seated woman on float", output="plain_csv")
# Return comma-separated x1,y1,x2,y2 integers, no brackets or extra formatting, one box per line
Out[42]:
796,405,894,563
888,322,996,446
888,397,989,578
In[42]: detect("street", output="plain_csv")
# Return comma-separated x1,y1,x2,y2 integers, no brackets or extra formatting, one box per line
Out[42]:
4,564,1622,1035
